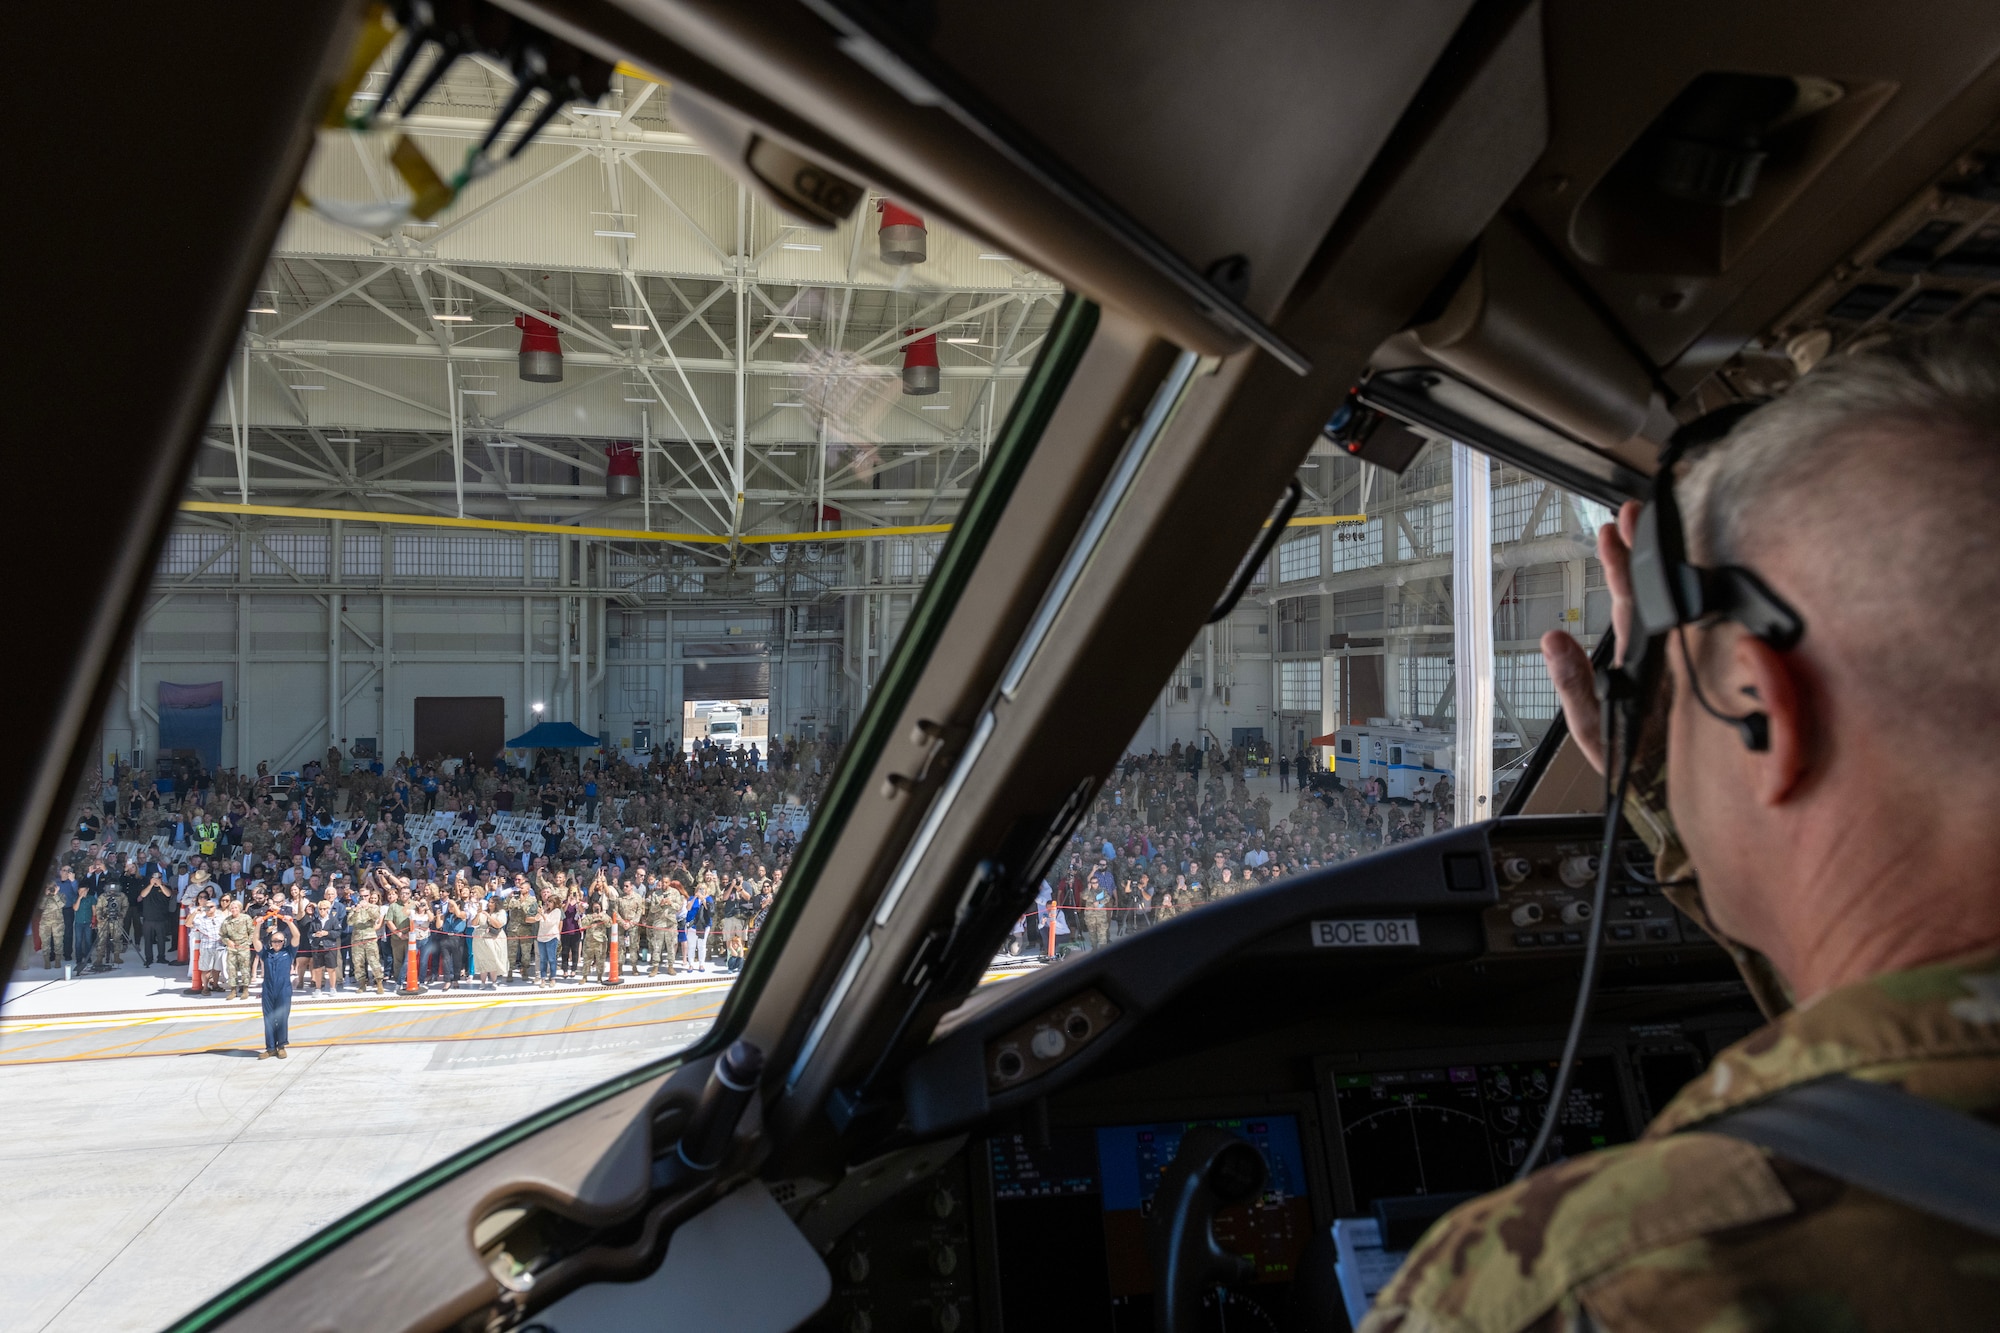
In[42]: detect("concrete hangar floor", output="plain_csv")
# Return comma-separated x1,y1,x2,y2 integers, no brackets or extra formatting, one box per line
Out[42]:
0,962,728,1333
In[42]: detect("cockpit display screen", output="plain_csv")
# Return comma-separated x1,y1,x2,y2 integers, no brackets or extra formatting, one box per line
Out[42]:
988,1115,1312,1330
1332,1057,1631,1209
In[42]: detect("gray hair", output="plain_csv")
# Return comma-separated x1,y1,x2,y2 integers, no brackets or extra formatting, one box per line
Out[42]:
1679,325,2000,755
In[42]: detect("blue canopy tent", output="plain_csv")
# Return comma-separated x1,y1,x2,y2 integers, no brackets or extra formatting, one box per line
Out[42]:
505,721,600,748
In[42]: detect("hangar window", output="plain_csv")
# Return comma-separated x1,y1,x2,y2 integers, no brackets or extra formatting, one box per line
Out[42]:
1277,533,1321,582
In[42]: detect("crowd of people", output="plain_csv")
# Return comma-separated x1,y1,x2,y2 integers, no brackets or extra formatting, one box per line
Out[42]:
27,731,1463,994
29,737,840,995
1019,740,1456,954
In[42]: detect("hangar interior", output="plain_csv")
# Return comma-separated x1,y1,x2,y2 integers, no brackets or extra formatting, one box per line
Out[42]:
104,58,1605,780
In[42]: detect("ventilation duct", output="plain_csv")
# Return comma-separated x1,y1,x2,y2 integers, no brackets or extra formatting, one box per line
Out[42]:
877,200,927,265
515,311,563,382
606,441,639,498
901,330,940,395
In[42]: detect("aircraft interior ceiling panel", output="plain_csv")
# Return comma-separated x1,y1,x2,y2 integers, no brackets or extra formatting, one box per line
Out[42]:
927,0,1483,318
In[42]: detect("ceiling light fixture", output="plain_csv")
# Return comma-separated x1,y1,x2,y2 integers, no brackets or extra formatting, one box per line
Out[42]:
572,107,621,117
781,242,823,251
919,404,950,410
433,313,472,322
624,396,656,403
460,388,497,396
768,449,797,456
772,330,808,339
290,384,326,391
612,321,647,330
327,436,361,443
594,228,637,238
248,303,277,314
773,401,805,408
978,253,1014,262
945,335,980,343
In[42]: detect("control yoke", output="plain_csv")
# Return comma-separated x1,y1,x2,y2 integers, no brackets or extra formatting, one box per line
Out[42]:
1145,1125,1267,1333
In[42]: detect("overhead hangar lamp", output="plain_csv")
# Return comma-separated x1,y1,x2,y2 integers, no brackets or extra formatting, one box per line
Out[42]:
514,311,564,382
877,199,928,266
901,330,940,396
606,441,641,498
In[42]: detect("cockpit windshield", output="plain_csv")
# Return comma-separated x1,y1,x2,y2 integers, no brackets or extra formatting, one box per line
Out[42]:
1010,438,1612,957
0,38,1063,1329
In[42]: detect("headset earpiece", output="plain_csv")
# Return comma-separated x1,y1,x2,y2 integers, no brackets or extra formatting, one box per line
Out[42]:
1737,712,1770,753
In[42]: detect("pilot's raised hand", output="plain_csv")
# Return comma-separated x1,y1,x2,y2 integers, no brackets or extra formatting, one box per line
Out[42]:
1539,499,1641,774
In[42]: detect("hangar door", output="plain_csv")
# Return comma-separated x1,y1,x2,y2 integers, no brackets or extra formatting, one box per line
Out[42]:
413,696,505,762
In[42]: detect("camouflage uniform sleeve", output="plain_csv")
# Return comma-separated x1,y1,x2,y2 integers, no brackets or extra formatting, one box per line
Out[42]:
1360,1137,1793,1333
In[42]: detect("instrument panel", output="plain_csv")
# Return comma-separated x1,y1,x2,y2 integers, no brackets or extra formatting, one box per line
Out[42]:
814,817,1757,1330
1482,837,1690,953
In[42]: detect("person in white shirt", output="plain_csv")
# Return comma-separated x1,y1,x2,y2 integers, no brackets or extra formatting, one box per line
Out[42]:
189,895,224,995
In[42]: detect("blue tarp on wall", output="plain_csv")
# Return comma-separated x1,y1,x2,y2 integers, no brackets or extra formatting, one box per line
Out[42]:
158,681,224,770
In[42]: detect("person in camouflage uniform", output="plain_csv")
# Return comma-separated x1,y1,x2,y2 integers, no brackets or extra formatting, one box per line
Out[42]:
1366,332,2000,1333
645,879,687,976
218,896,254,999
38,883,64,970
579,892,613,983
509,879,540,984
614,878,645,974
347,888,385,993
94,881,126,968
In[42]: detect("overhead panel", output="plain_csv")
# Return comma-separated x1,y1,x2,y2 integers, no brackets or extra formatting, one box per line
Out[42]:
927,0,1480,318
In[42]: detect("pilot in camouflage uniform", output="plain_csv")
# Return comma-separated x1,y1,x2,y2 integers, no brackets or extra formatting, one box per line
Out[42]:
645,881,687,976
1363,949,2000,1333
38,884,65,969
94,884,126,967
1362,769,2000,1333
347,894,385,993
579,899,612,983
218,900,254,999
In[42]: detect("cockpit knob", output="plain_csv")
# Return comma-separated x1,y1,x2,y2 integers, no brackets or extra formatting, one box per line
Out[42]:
1510,902,1544,928
1561,900,1593,925
1501,856,1532,884
1558,854,1598,888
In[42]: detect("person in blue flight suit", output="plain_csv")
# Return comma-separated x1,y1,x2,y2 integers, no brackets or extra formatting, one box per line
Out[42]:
252,907,300,1059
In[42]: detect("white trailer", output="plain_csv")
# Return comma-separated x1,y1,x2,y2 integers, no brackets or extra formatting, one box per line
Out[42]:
1329,723,1454,801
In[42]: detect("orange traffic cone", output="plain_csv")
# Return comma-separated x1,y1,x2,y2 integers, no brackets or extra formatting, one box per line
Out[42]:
403,932,421,994
606,922,623,986
178,905,189,968
1046,911,1057,961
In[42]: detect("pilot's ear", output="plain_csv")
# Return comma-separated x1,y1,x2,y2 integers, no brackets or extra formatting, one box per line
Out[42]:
1738,632,1812,805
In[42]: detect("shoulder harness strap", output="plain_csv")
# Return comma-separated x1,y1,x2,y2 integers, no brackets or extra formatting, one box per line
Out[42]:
1697,1075,2000,1239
